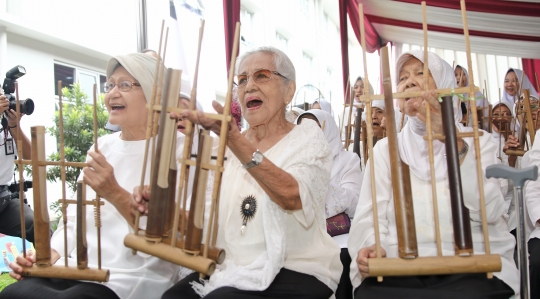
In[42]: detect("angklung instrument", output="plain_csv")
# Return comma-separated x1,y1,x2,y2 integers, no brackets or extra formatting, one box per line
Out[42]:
357,0,501,280
16,81,109,282
505,89,536,159
124,21,240,276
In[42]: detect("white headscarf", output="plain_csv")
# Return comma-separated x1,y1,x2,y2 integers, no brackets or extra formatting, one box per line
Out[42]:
106,53,157,103
314,98,334,117
396,50,462,181
501,68,539,111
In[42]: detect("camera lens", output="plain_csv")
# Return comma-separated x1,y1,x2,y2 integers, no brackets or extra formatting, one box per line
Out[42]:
8,97,34,115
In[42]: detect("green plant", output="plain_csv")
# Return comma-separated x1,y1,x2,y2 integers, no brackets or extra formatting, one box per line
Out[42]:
46,83,110,225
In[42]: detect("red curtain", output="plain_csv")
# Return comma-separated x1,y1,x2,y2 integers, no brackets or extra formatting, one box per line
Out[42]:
339,0,351,104
347,0,382,53
223,0,240,74
394,0,540,17
523,59,540,92
338,0,382,103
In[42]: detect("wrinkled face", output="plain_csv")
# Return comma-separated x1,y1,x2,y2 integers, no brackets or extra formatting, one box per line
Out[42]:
491,104,512,132
237,52,294,127
397,58,437,116
504,71,520,97
372,107,385,138
105,66,147,130
176,98,190,134
454,66,467,88
353,79,365,101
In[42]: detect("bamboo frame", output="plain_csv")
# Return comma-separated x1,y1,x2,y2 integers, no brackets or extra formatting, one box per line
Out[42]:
359,0,501,279
124,21,240,277
16,82,108,282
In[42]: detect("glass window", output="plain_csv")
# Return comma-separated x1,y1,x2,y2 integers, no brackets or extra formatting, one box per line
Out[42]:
275,32,288,52
100,75,107,94
54,64,75,95
240,7,255,48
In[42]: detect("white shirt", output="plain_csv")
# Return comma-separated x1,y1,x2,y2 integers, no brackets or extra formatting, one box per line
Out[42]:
0,129,16,185
348,135,519,296
51,132,186,299
522,130,540,240
191,120,342,296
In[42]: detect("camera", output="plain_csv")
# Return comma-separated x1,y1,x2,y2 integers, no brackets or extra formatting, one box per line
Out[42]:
2,65,34,115
8,180,32,193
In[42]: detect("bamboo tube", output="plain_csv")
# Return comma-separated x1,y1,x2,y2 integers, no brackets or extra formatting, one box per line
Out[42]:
145,68,181,241
422,1,442,257
369,254,501,277
30,126,50,266
381,46,417,258
359,86,480,102
76,181,88,269
14,83,26,257
173,20,205,248
460,0,492,277
91,84,102,269
56,81,69,266
359,4,383,270
21,265,109,282
208,22,240,249
136,20,165,237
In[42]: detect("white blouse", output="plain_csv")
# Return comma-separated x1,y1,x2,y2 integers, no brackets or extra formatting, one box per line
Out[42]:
348,134,519,295
51,132,186,299
192,120,342,296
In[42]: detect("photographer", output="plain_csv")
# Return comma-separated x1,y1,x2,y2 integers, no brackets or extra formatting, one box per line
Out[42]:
0,92,34,243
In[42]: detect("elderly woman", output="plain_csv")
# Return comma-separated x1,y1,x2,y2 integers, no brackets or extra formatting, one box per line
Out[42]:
348,51,518,299
455,65,489,130
2,53,183,299
297,109,362,299
162,46,341,299
501,68,539,111
312,98,334,117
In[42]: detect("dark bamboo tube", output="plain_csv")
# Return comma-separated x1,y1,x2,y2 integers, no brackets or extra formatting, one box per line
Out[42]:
487,104,492,133
440,95,473,255
361,121,368,164
353,107,363,159
381,46,417,258
145,68,171,241
185,130,212,252
145,68,180,241
31,126,51,266
76,181,88,269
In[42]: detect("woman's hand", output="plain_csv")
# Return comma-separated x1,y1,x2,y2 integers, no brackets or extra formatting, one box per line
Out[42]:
9,249,60,280
83,151,122,202
170,100,239,137
131,185,151,217
503,135,519,152
412,90,443,136
357,244,387,278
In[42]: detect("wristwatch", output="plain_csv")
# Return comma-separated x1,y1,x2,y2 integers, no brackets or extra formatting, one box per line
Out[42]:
243,150,263,169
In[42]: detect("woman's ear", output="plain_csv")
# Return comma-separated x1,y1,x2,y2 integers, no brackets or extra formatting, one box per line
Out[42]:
284,81,296,106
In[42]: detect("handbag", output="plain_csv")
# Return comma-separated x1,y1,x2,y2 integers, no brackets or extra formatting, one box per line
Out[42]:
326,212,351,237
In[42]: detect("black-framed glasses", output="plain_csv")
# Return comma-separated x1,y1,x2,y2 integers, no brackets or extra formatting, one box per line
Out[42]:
104,81,141,93
235,69,287,87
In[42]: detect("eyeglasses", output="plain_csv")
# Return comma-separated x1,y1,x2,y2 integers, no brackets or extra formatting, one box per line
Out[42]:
235,69,287,87
104,81,141,93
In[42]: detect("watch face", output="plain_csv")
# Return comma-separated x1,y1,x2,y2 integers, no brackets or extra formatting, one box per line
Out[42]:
253,151,264,164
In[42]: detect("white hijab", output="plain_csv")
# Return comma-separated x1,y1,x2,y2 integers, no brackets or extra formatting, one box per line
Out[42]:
501,68,539,111
314,98,334,117
397,50,462,181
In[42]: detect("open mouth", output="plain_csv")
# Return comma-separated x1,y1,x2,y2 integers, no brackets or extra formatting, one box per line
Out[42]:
111,105,125,111
177,124,185,131
372,122,380,127
246,99,263,109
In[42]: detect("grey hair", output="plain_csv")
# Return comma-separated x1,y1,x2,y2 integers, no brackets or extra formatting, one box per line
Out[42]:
235,46,296,83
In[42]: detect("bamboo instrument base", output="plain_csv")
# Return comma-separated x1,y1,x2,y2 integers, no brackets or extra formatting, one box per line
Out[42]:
21,265,109,282
124,233,216,276
368,254,501,277
505,149,526,157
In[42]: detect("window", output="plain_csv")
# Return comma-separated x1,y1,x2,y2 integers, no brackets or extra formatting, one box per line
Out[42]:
302,52,314,84
240,7,255,49
275,32,288,52
54,62,105,101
